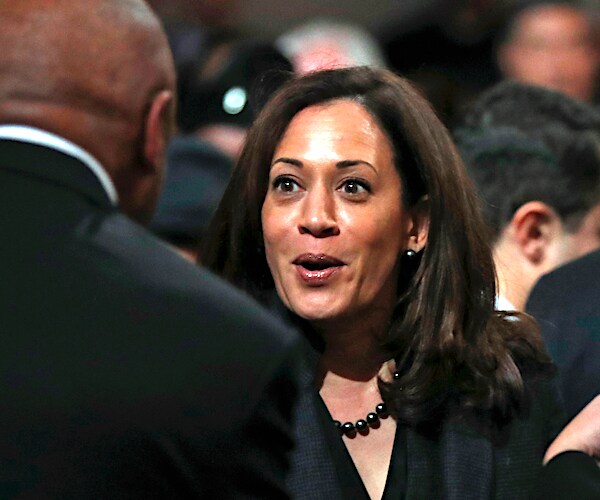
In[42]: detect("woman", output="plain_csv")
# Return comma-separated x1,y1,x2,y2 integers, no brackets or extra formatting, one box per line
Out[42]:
203,67,565,499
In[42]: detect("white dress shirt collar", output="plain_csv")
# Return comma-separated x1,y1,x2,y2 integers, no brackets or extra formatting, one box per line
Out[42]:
0,125,118,205
495,294,518,312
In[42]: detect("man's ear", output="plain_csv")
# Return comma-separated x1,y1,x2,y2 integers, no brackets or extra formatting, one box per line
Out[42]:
407,195,430,252
511,201,562,264
143,89,175,174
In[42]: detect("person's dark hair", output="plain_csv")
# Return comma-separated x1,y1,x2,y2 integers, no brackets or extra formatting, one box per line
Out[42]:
455,125,600,239
203,66,552,429
457,81,600,237
460,80,600,142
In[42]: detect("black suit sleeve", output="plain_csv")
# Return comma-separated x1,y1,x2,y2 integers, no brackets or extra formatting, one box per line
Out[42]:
19,343,300,500
532,452,600,500
217,347,301,499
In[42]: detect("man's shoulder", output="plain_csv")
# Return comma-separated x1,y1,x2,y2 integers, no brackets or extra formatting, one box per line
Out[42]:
534,249,600,295
7,207,300,430
74,210,298,346
528,249,600,314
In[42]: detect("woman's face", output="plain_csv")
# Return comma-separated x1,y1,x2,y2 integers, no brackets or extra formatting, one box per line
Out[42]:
261,99,414,325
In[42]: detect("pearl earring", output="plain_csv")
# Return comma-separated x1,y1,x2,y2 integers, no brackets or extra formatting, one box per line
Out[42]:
404,249,417,259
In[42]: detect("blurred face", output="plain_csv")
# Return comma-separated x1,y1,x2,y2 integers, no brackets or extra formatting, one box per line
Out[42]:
293,39,353,74
261,99,414,326
500,5,599,101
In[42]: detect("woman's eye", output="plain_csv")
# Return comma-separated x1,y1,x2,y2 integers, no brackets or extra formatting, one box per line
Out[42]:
273,176,300,193
341,179,370,195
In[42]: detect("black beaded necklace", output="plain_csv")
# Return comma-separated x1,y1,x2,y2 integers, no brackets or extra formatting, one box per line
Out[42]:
334,402,389,436
332,370,400,436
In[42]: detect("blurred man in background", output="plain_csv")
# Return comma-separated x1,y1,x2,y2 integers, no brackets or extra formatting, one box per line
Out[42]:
497,1,599,103
455,123,600,311
457,81,600,422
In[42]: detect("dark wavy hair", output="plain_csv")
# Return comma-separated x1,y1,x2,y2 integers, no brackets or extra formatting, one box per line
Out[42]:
455,81,600,242
202,66,553,428
455,125,600,240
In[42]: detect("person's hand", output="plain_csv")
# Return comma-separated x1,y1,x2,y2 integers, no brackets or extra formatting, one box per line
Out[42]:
544,395,600,465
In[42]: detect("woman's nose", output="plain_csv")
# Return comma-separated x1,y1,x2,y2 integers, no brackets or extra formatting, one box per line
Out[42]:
297,189,340,238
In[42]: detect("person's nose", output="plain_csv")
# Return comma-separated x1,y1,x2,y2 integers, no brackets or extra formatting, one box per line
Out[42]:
298,186,340,238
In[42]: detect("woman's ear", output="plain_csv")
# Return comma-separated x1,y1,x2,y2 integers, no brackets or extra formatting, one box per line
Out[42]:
407,195,429,252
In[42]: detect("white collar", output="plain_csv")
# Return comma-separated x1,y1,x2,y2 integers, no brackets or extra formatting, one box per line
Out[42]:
0,125,118,205
495,294,518,312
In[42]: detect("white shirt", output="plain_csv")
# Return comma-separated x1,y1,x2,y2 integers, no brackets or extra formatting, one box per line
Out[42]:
495,295,518,312
0,125,118,205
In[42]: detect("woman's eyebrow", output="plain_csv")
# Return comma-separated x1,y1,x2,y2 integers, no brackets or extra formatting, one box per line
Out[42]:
336,159,377,173
271,158,376,173
271,157,303,168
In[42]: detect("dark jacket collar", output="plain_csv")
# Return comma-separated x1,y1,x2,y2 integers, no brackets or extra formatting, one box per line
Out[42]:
0,139,114,210
288,336,493,500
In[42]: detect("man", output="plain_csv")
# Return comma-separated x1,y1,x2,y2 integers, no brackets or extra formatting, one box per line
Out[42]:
0,1,299,498
527,249,600,418
456,81,600,311
496,1,599,103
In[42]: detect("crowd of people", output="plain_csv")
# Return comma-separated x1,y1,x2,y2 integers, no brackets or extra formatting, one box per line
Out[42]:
1,0,599,498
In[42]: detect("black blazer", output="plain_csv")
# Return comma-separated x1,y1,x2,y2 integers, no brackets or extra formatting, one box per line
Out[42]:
288,347,565,500
526,249,600,419
534,452,600,500
0,139,300,499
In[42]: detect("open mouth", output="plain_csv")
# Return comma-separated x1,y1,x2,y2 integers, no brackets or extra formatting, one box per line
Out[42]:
293,253,345,270
292,254,345,285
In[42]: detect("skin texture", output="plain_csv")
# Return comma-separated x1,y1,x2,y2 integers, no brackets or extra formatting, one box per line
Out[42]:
0,0,177,224
261,99,429,499
494,200,600,310
498,4,599,102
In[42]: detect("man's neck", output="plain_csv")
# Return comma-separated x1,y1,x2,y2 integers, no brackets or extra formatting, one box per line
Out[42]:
493,245,533,311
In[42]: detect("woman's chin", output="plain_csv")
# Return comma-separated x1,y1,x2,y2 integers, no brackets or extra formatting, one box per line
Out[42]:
288,300,345,324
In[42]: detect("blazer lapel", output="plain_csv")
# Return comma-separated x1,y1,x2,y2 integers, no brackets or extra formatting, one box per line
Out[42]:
287,341,342,500
0,139,113,209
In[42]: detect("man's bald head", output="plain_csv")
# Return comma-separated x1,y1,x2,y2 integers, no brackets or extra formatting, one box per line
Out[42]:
0,0,177,223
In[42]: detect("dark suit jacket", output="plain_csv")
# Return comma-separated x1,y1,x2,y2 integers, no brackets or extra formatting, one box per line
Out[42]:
534,452,600,500
526,249,600,419
0,138,300,499
288,345,565,500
